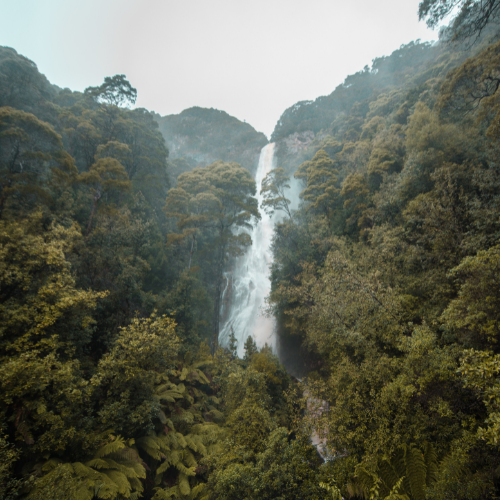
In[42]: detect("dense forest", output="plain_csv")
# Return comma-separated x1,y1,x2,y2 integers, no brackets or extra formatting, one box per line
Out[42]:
154,107,267,181
1,0,500,498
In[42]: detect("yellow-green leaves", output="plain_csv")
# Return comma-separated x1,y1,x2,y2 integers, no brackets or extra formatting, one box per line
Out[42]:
459,349,500,446
0,214,106,354
295,149,339,217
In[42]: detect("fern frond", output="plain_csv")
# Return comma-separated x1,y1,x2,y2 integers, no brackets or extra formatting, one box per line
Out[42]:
182,450,198,468
188,435,207,456
41,458,63,472
72,462,97,479
195,369,210,384
405,446,426,500
95,436,127,458
137,435,165,459
155,390,184,403
176,432,187,448
118,460,146,479
156,459,171,476
392,446,407,481
103,469,131,496
85,458,110,470
386,476,410,500
423,442,438,486
139,444,164,460
128,475,145,493
93,473,121,499
189,483,206,499
378,457,399,493
113,447,143,464
184,435,198,453
175,462,196,476
75,484,94,500
179,472,191,495
154,486,181,499
319,481,343,500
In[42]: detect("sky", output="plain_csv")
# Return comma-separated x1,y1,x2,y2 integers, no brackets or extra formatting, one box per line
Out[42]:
1,0,438,137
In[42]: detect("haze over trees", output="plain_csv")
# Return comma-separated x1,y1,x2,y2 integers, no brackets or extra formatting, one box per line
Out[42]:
154,107,268,182
1,4,500,499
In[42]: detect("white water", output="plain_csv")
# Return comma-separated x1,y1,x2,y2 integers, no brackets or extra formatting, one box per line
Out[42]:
219,143,278,357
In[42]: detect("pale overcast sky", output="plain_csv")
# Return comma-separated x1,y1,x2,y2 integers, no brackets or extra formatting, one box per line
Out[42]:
1,0,437,137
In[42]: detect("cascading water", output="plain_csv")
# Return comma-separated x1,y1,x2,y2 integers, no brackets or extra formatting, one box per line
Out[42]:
219,143,278,357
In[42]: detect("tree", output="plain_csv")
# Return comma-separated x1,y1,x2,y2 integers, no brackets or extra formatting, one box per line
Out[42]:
294,149,340,220
84,75,137,107
419,0,500,42
243,336,258,361
437,40,500,138
208,428,324,500
349,443,438,500
0,107,67,218
260,167,293,219
458,349,500,446
79,157,131,236
91,313,180,436
0,215,107,456
164,161,260,353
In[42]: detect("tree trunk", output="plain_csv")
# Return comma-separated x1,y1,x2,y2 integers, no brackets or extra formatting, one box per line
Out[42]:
211,234,226,355
187,234,195,271
86,190,101,236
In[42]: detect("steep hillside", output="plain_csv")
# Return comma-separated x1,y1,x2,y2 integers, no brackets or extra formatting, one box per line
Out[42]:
155,107,268,180
263,23,500,498
0,46,59,115
271,30,500,181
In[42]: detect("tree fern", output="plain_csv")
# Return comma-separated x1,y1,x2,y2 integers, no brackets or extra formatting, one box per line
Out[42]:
349,443,438,500
27,435,145,500
94,435,128,458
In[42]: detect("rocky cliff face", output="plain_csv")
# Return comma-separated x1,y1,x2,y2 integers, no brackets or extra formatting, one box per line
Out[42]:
154,107,268,183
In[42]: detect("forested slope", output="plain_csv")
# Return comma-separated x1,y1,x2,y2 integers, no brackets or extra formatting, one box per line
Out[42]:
260,21,500,500
155,107,268,181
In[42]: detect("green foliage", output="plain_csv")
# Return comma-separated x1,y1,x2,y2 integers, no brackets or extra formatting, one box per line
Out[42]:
164,161,260,351
419,0,500,41
84,75,137,107
243,336,258,361
27,434,145,500
155,106,267,177
91,313,179,435
349,443,438,500
295,149,339,218
459,350,500,445
269,27,500,500
260,167,293,219
207,428,325,500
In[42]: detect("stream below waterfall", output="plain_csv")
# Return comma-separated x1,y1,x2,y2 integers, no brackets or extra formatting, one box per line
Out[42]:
218,143,279,358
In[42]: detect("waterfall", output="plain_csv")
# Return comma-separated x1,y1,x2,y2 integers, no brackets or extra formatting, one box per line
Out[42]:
219,143,278,357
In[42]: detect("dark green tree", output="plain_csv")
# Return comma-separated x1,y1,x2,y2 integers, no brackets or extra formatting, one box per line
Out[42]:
84,74,137,107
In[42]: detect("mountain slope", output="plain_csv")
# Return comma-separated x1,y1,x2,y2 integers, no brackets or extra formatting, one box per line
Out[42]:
155,107,268,181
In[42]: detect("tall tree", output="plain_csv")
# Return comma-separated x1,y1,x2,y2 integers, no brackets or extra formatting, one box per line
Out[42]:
165,161,260,352
260,167,293,219
84,75,137,107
